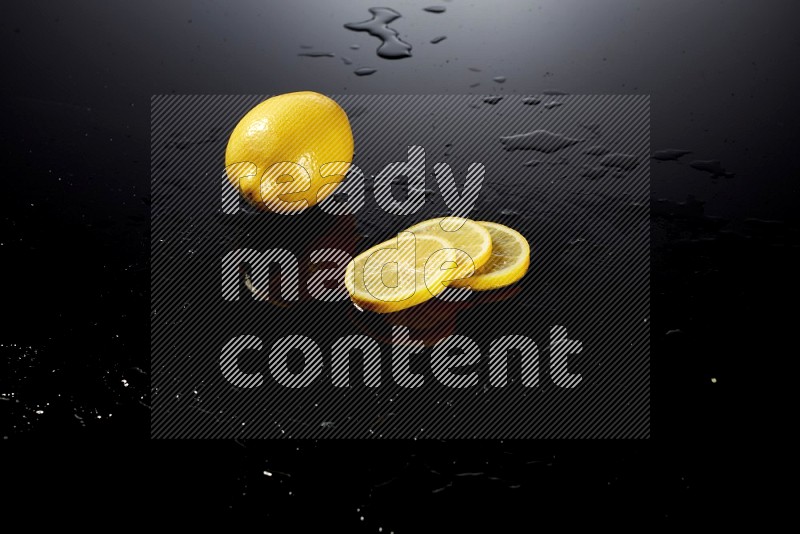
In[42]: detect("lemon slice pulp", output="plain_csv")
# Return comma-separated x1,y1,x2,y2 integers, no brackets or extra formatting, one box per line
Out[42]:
345,232,459,313
403,217,493,280
449,221,530,291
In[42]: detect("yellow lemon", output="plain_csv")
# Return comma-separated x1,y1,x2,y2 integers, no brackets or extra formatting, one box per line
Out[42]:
449,221,530,290
345,232,459,314
225,91,353,212
403,217,493,280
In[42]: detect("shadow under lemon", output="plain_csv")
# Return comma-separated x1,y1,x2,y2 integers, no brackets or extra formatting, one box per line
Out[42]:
346,285,523,347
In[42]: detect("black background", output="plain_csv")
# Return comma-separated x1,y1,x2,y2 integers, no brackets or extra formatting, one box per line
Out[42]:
2,0,796,528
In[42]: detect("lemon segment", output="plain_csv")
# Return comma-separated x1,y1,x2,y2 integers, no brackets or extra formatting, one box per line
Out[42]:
225,91,353,212
449,221,530,291
403,217,493,280
345,233,459,314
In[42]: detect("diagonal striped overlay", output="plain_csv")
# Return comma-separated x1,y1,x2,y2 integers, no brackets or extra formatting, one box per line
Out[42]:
151,94,650,439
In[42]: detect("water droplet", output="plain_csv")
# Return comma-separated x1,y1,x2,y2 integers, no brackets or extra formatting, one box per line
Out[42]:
689,160,734,178
483,96,503,105
410,187,437,198
344,8,412,60
543,101,563,109
342,56,353,65
493,76,507,83
499,130,583,153
430,35,447,44
598,153,639,170
354,67,378,76
521,97,541,105
468,67,482,72
350,44,360,50
651,149,692,161
469,83,481,88
424,6,447,13
297,51,335,58
584,145,609,156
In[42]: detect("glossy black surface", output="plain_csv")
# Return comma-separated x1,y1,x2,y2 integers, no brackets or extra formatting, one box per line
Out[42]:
2,0,795,526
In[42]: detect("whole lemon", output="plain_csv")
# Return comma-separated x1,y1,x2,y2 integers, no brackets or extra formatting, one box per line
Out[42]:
225,92,354,212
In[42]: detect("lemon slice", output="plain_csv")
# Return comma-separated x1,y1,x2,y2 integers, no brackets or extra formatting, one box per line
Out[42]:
345,232,459,313
449,221,530,291
403,217,493,279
